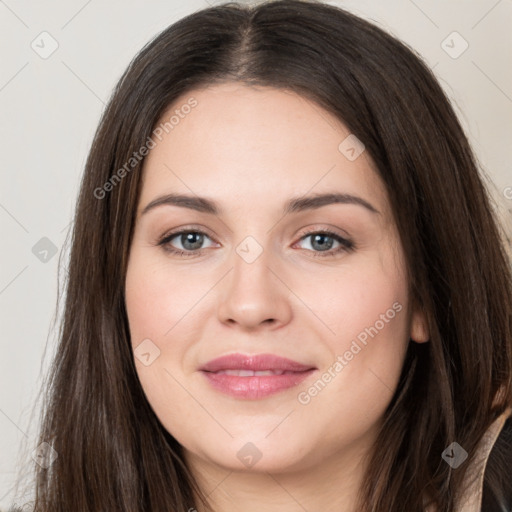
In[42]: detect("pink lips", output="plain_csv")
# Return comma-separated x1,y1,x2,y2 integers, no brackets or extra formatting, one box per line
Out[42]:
200,353,316,400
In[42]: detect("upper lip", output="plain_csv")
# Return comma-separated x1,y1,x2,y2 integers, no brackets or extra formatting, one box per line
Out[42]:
200,353,316,373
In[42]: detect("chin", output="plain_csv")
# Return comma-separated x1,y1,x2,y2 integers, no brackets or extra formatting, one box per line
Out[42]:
190,436,314,474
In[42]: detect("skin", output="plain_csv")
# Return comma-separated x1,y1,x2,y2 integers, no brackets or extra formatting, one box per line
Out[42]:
124,82,429,512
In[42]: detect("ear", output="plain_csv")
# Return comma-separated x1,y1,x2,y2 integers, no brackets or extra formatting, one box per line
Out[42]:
410,306,429,343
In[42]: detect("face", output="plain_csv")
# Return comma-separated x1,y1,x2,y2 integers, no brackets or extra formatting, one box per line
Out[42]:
124,82,428,476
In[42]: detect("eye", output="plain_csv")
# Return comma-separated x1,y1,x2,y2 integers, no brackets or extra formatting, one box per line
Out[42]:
158,228,216,257
294,229,355,258
157,227,354,258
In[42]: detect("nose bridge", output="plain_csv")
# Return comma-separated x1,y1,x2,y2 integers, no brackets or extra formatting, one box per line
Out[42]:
231,235,271,291
216,233,292,329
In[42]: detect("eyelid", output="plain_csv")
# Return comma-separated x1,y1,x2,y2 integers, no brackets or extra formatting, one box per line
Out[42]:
296,225,352,242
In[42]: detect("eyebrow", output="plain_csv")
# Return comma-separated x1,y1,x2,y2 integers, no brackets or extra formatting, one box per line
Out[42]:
140,192,380,217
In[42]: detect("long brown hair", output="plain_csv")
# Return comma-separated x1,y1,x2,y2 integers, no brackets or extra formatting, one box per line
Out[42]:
24,1,512,510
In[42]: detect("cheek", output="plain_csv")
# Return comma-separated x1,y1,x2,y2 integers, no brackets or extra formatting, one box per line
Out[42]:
124,254,198,434
295,257,409,354
124,251,219,420
125,253,203,344
293,254,410,439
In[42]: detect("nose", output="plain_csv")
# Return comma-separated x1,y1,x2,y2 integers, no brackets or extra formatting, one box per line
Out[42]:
216,245,293,331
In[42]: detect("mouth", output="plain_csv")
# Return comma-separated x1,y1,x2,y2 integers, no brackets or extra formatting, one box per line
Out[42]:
199,353,317,400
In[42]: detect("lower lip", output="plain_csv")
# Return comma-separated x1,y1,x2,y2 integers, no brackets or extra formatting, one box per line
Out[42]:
200,370,316,399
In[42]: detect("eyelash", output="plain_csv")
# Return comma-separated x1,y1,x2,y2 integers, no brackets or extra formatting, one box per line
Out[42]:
157,226,355,259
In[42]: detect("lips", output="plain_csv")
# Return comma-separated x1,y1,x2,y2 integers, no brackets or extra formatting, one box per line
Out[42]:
199,353,316,400
200,353,315,373
213,369,292,376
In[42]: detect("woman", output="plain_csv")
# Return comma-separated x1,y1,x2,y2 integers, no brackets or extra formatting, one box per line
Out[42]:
23,1,512,511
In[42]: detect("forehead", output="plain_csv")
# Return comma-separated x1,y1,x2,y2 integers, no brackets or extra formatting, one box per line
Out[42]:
139,82,388,217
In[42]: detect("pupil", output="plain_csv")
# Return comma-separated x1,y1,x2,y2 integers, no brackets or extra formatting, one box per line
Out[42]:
182,232,203,250
312,234,333,251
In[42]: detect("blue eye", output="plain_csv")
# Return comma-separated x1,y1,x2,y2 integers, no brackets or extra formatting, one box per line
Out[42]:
295,229,355,258
158,228,354,258
158,230,216,256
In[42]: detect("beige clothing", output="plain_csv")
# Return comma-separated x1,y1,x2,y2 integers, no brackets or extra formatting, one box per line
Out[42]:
455,407,512,512
425,408,512,512
424,407,512,512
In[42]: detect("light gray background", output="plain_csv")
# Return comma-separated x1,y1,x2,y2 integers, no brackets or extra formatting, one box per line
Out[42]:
1,0,511,507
